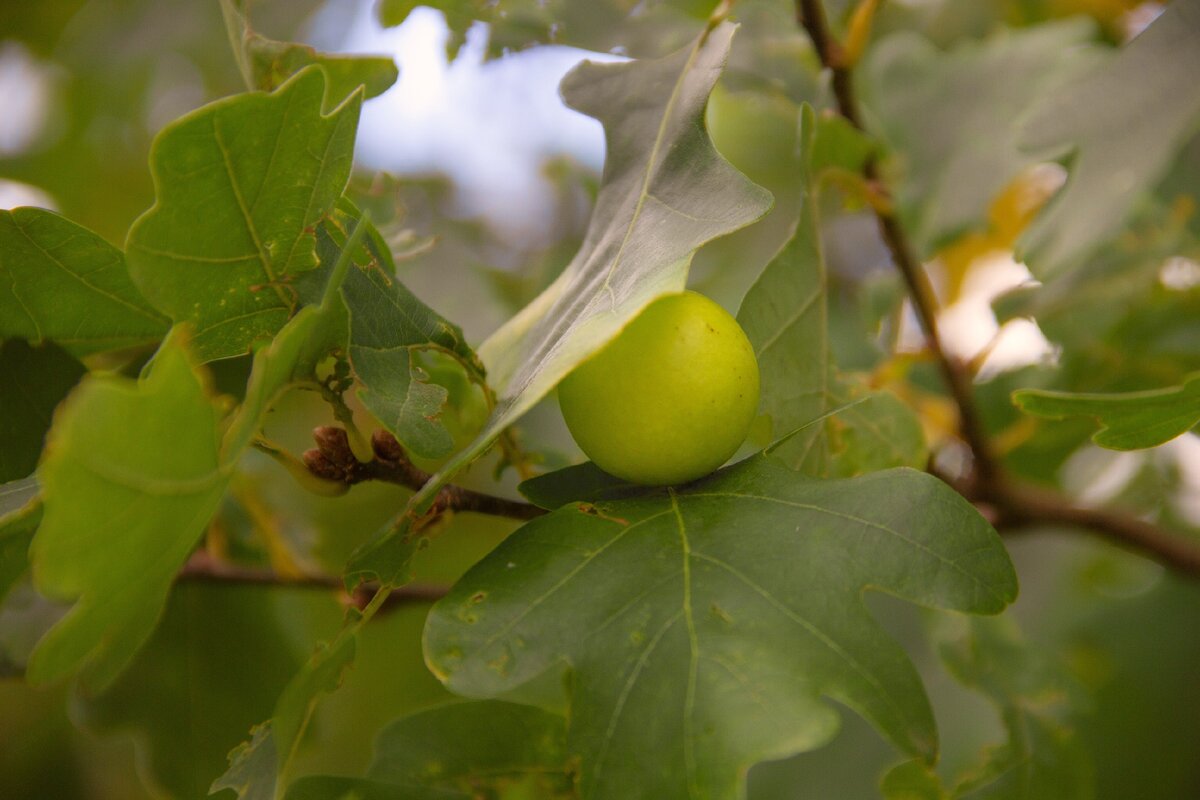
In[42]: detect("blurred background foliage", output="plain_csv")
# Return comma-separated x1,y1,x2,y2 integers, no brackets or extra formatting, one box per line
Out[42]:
2,0,1199,798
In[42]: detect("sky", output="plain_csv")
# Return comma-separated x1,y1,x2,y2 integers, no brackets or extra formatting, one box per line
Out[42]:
311,1,622,246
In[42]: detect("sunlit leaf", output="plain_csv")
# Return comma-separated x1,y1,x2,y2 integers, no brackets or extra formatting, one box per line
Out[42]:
426,456,1016,799
1018,0,1200,278
126,67,361,362
0,208,168,355
1013,373,1200,451
27,327,227,688
0,339,85,483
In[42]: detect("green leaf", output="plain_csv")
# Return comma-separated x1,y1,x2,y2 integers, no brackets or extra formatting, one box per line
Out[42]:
221,302,347,460
215,589,389,797
864,21,1101,253
212,724,279,800
369,701,571,795
0,339,85,483
285,776,459,800
519,462,643,509
272,628,359,781
425,456,1017,799
738,104,829,473
1012,373,1200,450
881,759,947,800
349,21,771,575
311,209,482,461
221,0,397,108
1018,1,1200,278
0,208,168,355
27,327,227,689
280,701,572,800
126,67,361,362
883,615,1092,800
735,105,919,480
79,584,302,800
828,387,928,477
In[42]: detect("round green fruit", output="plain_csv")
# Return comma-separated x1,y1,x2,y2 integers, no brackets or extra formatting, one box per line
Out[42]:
557,291,760,486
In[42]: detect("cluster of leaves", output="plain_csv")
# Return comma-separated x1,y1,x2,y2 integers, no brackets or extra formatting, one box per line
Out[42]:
3,0,1200,798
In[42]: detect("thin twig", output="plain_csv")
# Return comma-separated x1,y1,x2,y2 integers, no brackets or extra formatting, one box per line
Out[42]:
176,550,450,610
794,0,1200,578
795,0,998,485
991,482,1200,577
304,427,546,522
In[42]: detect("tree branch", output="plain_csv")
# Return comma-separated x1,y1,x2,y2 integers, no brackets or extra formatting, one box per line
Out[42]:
795,0,998,484
176,550,450,611
989,482,1200,576
304,427,546,522
795,0,1200,578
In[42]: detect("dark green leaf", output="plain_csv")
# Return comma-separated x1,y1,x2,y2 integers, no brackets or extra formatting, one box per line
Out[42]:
426,456,1016,799
215,591,373,796
883,615,1092,800
1013,374,1200,450
0,339,85,483
0,208,167,355
286,776,459,800
27,327,227,689
367,701,572,796
1018,1,1200,278
80,584,302,800
126,67,361,362
273,628,358,779
519,462,643,509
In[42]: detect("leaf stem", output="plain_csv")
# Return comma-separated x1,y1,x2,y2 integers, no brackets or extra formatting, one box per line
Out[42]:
320,211,370,312
794,0,1200,579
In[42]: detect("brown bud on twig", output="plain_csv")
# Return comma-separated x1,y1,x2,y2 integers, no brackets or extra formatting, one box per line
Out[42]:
303,448,346,483
313,425,358,470
371,429,406,464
